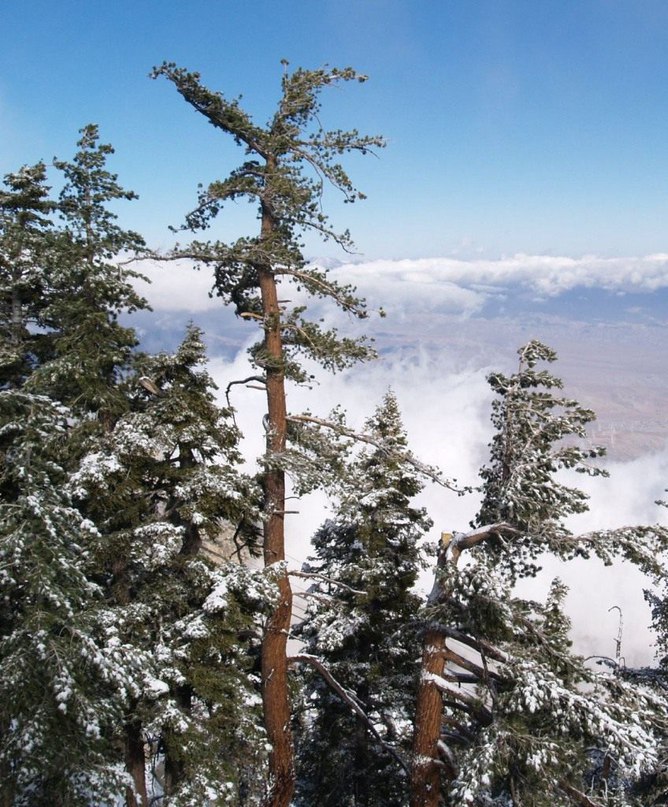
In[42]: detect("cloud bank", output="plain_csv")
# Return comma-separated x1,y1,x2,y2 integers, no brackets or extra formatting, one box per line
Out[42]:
333,253,668,296
136,253,668,320
131,253,668,666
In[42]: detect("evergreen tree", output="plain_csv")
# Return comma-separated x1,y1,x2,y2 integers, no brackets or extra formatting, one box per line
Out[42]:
70,325,270,806
0,389,141,805
295,391,430,806
0,162,55,386
411,341,668,807
0,136,150,804
152,61,384,806
29,124,148,428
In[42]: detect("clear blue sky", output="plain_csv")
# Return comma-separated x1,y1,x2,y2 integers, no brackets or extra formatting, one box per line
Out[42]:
3,0,668,259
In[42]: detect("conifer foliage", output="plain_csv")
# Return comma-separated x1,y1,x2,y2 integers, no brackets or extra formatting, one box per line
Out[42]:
71,324,268,806
3,66,668,807
0,131,150,805
411,341,668,807
0,162,55,386
1,127,267,806
295,391,431,806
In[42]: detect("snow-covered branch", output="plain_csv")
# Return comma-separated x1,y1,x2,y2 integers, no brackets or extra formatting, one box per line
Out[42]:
289,570,365,595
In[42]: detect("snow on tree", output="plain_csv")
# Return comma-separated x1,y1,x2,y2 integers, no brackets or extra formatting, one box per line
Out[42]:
293,391,431,806
0,162,56,387
0,138,149,805
0,389,142,805
411,340,668,807
151,60,384,806
70,325,273,806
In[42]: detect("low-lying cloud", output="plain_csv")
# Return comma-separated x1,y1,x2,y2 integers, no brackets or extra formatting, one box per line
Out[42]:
132,252,668,666
135,253,668,322
332,252,668,298
209,337,667,667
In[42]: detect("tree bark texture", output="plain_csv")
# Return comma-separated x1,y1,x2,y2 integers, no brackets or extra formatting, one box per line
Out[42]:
410,627,447,807
124,717,148,807
258,193,295,807
410,543,453,807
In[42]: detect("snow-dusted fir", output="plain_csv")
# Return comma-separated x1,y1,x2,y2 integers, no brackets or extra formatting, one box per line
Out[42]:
295,391,431,806
71,325,273,805
0,391,141,805
412,342,668,806
0,138,148,805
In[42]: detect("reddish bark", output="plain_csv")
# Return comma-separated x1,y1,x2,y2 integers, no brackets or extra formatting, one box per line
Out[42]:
410,627,448,807
124,717,148,807
257,192,295,806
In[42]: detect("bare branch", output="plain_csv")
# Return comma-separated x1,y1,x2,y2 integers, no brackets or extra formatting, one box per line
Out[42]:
289,570,365,595
225,375,266,410
289,653,409,775
287,413,465,492
450,523,521,558
558,780,605,807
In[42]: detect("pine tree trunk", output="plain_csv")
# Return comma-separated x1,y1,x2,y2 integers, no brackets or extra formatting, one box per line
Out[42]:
410,546,451,807
124,717,148,807
257,192,295,806
163,685,192,796
410,628,447,807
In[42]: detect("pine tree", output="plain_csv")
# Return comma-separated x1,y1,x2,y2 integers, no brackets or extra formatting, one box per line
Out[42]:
0,388,139,806
1,130,154,805
152,61,384,806
411,341,668,807
70,325,270,806
0,162,56,386
295,391,430,806
0,138,151,804
29,124,148,428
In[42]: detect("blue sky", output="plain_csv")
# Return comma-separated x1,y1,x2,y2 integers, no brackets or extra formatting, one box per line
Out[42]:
3,0,668,259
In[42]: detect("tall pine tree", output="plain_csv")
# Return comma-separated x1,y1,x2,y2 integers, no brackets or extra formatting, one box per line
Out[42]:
152,61,384,806
0,135,148,804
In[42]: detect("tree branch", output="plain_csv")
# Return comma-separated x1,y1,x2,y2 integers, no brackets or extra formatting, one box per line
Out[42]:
289,653,409,775
289,570,365,595
558,780,605,807
287,413,465,492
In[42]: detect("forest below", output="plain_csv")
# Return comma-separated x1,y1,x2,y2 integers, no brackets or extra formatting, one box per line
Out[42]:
2,62,668,807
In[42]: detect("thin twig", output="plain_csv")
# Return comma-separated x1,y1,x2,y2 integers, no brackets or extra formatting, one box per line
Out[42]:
289,570,366,595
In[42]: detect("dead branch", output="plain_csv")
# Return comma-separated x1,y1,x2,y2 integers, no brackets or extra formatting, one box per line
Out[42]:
289,570,366,595
225,375,266,411
287,413,465,492
558,780,605,807
444,646,504,685
289,653,409,775
449,522,521,561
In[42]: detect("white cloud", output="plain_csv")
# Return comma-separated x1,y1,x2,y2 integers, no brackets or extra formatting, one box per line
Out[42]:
135,247,668,668
134,253,668,321
135,259,222,312
331,252,668,301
